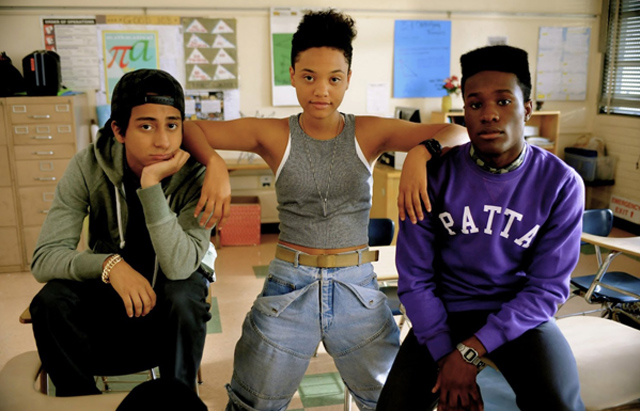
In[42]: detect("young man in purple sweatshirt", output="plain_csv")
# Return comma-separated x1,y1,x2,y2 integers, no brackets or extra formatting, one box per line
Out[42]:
377,46,585,411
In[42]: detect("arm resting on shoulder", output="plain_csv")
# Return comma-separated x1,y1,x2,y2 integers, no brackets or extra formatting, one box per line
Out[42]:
397,124,469,223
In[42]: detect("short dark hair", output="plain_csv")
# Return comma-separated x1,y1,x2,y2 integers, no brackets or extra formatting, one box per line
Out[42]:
460,45,532,101
291,9,357,70
109,69,185,135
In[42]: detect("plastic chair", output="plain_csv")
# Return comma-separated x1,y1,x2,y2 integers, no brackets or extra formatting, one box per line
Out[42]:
569,209,640,323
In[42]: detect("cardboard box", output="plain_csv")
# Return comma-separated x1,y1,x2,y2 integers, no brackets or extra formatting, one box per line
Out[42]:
219,196,261,246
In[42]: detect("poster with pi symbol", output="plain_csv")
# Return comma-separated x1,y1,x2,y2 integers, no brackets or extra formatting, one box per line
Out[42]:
102,31,159,103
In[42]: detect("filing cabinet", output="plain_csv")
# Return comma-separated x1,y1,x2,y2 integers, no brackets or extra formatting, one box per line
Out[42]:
0,95,90,272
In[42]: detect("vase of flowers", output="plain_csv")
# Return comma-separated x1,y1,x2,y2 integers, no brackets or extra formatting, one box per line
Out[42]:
442,76,460,112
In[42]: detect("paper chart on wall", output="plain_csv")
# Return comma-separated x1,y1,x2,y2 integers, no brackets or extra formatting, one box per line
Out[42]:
182,17,238,90
536,27,590,101
95,16,184,105
41,17,100,90
393,20,451,98
270,7,304,107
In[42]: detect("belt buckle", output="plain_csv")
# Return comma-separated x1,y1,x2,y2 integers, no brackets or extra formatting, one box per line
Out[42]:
316,254,337,268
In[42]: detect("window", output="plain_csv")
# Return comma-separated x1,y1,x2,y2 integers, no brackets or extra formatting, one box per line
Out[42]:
599,0,640,116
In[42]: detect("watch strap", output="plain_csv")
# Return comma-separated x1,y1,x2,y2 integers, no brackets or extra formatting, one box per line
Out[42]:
420,138,442,159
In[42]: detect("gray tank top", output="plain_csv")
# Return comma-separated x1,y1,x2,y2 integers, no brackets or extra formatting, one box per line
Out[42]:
275,113,372,249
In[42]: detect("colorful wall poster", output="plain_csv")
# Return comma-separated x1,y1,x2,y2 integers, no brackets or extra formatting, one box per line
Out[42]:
182,17,238,90
95,17,183,106
102,30,159,103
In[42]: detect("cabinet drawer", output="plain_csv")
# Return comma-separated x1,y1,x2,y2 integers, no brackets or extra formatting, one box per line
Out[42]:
0,227,22,266
23,226,41,265
14,144,75,160
12,124,74,145
0,187,17,227
19,187,56,226
9,102,73,124
0,146,11,187
15,159,70,187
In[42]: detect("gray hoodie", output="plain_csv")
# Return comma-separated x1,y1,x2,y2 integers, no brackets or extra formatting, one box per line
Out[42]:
31,127,211,283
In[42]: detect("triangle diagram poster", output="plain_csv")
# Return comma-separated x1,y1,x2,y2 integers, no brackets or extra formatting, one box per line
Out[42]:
182,17,237,89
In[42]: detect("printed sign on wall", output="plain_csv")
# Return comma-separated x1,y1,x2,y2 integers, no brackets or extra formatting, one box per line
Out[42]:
182,17,238,90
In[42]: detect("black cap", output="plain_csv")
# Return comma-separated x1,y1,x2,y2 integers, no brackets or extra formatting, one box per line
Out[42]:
110,69,185,125
460,45,531,98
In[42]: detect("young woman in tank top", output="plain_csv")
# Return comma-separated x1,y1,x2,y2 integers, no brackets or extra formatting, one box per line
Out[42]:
182,9,468,411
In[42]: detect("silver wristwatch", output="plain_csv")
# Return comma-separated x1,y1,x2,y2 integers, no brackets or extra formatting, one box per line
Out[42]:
456,343,486,370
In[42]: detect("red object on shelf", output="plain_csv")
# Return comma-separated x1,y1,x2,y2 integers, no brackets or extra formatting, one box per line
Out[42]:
219,196,261,246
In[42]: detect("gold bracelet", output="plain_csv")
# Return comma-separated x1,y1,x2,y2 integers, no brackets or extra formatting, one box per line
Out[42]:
101,254,123,284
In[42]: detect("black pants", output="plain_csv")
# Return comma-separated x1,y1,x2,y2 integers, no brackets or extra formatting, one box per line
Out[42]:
30,272,211,397
377,311,585,411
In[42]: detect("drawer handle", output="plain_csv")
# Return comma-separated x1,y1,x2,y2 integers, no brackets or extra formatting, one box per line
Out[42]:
30,115,51,119
40,209,50,214
31,136,53,140
33,151,55,156
35,177,57,181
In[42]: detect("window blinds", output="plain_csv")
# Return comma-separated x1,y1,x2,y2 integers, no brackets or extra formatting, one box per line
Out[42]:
599,0,640,116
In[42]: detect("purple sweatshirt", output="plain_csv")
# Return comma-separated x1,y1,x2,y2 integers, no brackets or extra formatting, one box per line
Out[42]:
396,142,584,362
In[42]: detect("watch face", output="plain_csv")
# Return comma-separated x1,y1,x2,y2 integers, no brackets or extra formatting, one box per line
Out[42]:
463,350,478,362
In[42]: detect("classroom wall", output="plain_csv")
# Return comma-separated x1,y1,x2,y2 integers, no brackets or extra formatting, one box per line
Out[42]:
1,0,638,208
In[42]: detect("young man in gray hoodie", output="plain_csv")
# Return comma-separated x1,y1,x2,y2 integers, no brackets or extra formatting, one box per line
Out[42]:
29,69,216,396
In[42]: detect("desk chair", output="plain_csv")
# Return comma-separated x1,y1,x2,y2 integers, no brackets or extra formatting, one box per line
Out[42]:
368,218,402,318
344,218,399,411
569,209,640,325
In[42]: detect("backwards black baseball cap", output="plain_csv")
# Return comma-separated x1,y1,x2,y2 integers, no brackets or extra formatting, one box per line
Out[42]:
109,69,185,133
460,45,532,101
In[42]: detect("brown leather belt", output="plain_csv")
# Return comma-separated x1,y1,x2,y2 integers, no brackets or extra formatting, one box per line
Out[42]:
275,246,379,268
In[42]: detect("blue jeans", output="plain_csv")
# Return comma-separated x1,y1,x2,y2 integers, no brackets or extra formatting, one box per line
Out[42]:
226,257,400,411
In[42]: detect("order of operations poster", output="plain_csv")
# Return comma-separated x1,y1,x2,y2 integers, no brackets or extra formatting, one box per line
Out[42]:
536,27,590,101
182,17,238,90
393,20,451,98
41,17,100,90
270,7,304,106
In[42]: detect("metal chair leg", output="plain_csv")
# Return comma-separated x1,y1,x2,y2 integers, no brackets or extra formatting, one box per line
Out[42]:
344,388,352,411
